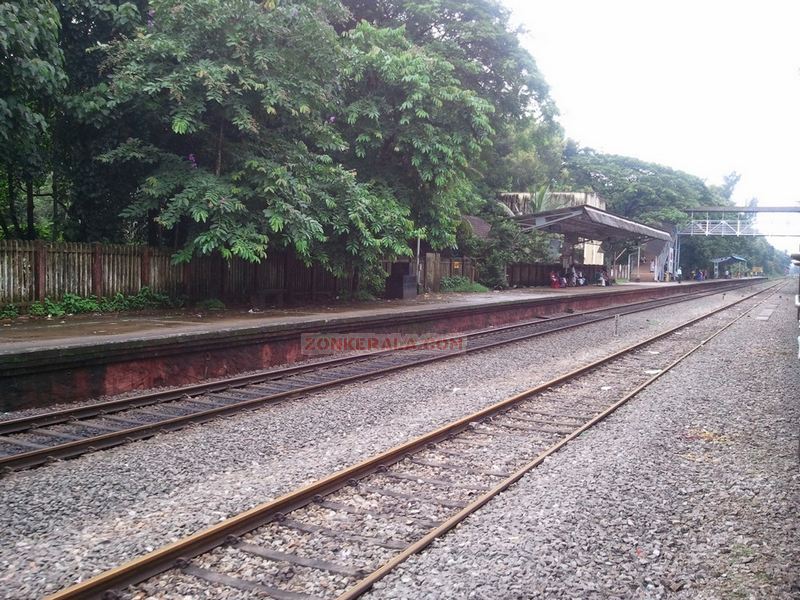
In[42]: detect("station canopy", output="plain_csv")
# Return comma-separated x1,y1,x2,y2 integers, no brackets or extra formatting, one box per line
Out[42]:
514,204,672,244
711,255,747,264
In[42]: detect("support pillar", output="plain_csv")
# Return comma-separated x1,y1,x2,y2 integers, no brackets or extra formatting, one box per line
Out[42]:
562,232,578,268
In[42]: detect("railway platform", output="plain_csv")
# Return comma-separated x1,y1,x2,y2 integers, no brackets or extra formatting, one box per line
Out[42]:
0,278,761,409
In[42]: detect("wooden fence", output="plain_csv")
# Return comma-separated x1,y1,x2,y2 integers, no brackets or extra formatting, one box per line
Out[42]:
421,253,477,292
0,240,352,306
0,241,615,305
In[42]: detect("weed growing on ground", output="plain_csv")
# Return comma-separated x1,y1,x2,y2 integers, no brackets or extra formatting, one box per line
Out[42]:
440,275,490,293
3,287,177,319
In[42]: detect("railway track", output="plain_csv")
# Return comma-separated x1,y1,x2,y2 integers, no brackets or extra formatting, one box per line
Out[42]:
0,280,758,472
45,280,784,600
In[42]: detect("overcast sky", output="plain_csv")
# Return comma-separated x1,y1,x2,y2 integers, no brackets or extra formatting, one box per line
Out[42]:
503,0,800,252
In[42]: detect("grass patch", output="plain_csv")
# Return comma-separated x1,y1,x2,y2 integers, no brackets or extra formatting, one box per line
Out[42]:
440,275,490,293
2,287,177,319
195,298,226,311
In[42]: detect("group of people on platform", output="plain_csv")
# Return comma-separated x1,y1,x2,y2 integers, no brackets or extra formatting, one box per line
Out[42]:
690,269,708,281
549,265,612,288
549,263,739,289
659,267,736,283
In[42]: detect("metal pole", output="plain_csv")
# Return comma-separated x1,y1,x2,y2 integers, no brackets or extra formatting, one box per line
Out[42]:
636,244,641,282
415,234,421,292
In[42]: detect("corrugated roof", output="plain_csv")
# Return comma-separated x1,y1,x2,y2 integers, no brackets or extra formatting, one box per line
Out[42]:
514,205,671,243
711,255,748,263
462,215,492,239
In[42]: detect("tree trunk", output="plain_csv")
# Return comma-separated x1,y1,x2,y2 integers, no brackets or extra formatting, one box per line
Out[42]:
6,167,22,238
51,176,59,242
0,204,8,238
147,208,160,246
26,179,36,240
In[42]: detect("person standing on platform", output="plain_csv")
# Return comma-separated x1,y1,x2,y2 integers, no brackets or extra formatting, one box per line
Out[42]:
676,266,683,283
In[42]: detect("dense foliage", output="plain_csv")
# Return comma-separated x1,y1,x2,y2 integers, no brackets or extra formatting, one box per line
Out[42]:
101,0,418,277
2,0,561,283
564,149,717,225
563,148,789,274
0,0,66,239
457,204,556,288
0,0,788,291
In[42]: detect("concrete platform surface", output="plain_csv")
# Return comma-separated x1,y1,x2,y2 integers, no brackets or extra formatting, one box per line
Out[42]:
0,280,702,356
1,278,760,409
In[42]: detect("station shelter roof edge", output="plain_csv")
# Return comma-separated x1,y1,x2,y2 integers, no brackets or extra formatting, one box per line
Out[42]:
514,205,672,244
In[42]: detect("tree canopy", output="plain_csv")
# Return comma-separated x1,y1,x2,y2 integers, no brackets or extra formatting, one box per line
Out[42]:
0,0,66,239
0,0,788,285
563,148,718,225
563,147,789,274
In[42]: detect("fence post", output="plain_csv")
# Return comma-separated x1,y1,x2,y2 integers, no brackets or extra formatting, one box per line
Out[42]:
92,242,103,297
34,241,47,302
182,260,192,298
141,246,151,290
219,255,227,301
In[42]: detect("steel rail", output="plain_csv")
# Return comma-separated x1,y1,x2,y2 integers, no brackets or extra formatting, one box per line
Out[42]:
336,280,785,600
44,281,783,600
1,281,748,436
0,281,755,472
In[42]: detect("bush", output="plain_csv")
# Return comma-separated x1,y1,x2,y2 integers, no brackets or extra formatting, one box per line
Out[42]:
0,304,19,319
195,298,226,311
98,293,128,312
61,293,100,314
28,301,47,317
45,298,66,316
8,288,175,319
440,275,490,293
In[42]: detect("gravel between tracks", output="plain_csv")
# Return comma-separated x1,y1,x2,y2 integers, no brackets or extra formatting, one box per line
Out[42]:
0,282,780,598
367,287,800,599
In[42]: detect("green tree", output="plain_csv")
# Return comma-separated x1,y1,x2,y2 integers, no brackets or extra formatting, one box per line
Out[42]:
679,234,788,276
52,0,149,243
341,0,555,123
337,21,494,249
708,171,741,202
565,149,787,275
340,0,562,241
457,203,554,288
102,0,414,278
0,0,66,239
564,148,716,225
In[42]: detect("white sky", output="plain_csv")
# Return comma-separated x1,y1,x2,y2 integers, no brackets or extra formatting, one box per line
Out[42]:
503,0,800,252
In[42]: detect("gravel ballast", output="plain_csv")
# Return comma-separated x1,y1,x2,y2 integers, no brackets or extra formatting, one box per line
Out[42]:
367,288,799,599
0,283,781,598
